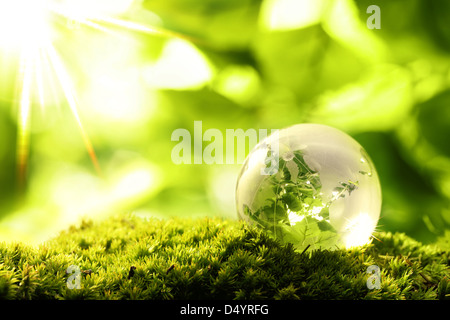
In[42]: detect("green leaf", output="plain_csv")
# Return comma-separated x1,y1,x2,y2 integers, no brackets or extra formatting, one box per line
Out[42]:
318,206,330,220
281,193,302,212
317,220,335,232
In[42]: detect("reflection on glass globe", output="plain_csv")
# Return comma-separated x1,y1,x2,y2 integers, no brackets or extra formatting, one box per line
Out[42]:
236,123,381,251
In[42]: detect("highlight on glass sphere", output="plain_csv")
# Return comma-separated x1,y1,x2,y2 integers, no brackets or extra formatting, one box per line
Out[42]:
235,123,382,251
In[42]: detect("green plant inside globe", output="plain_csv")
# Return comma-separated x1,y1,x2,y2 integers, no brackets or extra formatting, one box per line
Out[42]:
236,123,382,251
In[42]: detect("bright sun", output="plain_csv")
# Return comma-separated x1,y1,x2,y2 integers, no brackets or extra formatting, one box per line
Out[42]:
0,0,188,188
0,0,52,48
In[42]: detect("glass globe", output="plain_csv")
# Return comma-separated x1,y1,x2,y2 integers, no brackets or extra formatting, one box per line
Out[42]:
236,123,381,251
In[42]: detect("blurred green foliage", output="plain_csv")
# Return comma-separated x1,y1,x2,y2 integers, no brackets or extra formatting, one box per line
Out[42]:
0,0,450,244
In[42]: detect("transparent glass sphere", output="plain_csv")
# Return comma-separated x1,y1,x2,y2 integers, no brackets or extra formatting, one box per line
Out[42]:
236,124,381,251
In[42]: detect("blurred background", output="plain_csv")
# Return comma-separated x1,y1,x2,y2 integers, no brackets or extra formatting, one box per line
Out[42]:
0,0,449,245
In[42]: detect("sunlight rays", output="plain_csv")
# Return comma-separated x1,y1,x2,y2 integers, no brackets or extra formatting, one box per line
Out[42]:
0,0,192,188
45,43,102,177
16,46,35,189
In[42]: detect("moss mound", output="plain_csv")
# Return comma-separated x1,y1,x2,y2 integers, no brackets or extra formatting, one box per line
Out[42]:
0,214,449,300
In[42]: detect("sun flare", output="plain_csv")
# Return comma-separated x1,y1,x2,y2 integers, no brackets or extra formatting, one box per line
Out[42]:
0,0,188,188
343,212,376,249
0,0,52,47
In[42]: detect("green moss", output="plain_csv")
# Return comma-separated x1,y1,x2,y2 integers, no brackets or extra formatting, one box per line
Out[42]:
0,214,449,300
